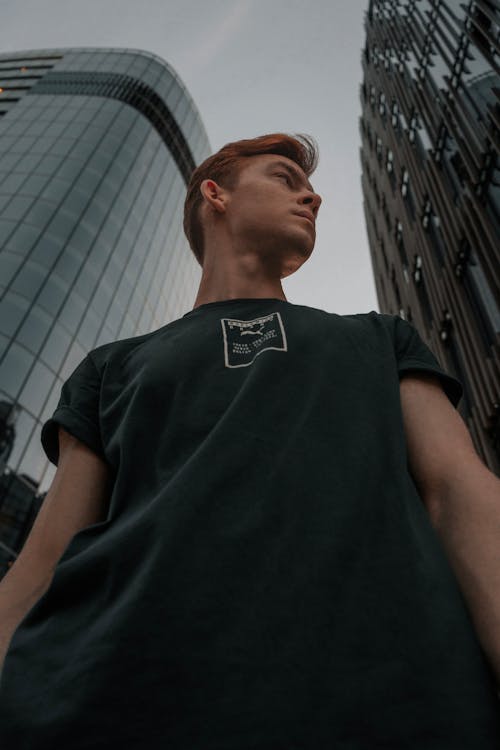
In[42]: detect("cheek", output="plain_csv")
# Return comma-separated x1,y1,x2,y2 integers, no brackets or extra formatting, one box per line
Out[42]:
232,197,278,230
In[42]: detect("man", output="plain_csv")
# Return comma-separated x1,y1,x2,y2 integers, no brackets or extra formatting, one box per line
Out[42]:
0,132,499,747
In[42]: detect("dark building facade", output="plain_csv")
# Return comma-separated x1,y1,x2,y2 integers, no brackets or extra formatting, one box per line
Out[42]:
0,48,210,575
359,0,500,475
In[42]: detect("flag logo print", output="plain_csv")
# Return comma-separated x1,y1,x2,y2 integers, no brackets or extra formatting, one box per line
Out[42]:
221,312,288,368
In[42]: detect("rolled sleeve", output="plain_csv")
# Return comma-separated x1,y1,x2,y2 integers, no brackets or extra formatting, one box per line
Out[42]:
41,352,104,466
393,314,463,409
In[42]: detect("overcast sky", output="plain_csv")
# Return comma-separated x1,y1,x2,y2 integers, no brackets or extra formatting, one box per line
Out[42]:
1,0,378,316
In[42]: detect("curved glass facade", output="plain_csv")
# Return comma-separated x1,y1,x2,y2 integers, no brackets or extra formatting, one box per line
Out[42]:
0,48,211,573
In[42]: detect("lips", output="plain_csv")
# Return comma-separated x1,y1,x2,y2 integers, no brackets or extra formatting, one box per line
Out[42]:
294,211,315,227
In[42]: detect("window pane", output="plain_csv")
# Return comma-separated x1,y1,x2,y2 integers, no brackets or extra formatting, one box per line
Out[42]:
3,406,35,472
40,322,72,372
37,274,69,316
35,154,65,176
0,250,22,287
0,332,9,360
20,173,51,196
42,177,73,204
5,223,40,257
16,304,53,354
0,291,30,336
19,359,55,417
49,138,75,158
10,259,46,299
45,210,77,245
24,198,58,230
2,196,34,221
52,247,82,286
0,173,26,193
29,234,64,266
29,136,58,155
0,342,33,398
60,290,86,330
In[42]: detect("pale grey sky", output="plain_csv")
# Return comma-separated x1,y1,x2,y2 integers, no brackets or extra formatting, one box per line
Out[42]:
1,0,378,315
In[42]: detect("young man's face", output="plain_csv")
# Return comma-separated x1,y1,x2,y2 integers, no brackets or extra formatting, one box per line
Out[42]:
206,153,322,278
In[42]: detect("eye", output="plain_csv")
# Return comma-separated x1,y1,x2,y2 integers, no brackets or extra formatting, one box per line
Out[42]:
276,172,291,185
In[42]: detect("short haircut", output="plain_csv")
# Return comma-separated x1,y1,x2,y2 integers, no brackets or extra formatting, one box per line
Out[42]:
183,132,319,266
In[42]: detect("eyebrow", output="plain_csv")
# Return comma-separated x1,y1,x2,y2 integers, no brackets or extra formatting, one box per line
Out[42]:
267,160,314,193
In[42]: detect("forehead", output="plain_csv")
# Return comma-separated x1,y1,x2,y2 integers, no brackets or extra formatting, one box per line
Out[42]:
245,153,314,191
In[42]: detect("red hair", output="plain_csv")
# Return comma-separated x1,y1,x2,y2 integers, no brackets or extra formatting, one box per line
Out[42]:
183,132,319,266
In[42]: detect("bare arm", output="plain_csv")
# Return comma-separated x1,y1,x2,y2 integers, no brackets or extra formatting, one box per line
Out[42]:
0,426,113,669
400,372,500,686
428,467,500,687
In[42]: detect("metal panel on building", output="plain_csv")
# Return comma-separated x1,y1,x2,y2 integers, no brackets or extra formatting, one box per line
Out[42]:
360,0,499,474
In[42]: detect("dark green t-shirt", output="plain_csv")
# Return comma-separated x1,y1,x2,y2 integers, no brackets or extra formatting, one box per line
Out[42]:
1,299,499,748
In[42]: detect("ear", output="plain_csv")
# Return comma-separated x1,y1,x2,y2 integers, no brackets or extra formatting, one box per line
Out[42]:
200,179,227,214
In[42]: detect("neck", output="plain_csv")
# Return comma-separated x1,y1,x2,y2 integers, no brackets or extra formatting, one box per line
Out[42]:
191,249,287,310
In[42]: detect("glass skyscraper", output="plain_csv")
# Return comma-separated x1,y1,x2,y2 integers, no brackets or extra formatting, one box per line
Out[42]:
0,47,210,575
359,0,499,474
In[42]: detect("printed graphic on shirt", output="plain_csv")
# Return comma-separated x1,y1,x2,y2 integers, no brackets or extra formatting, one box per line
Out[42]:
221,312,288,368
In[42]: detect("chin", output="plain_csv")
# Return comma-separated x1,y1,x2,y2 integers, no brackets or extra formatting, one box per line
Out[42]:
280,249,313,278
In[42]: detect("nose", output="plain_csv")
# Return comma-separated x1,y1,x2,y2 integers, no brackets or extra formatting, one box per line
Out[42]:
301,189,322,217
